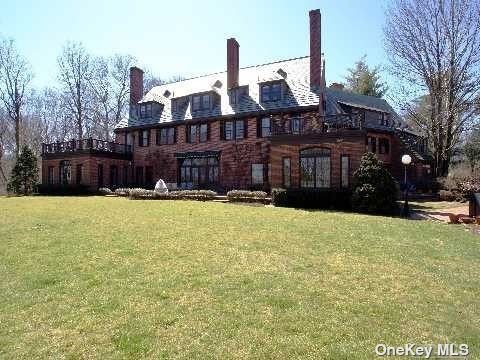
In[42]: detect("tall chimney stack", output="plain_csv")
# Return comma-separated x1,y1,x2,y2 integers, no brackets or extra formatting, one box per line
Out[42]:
130,66,144,105
309,9,322,89
227,38,240,89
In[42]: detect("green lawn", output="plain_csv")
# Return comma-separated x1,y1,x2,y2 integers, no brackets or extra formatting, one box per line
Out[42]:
0,197,479,359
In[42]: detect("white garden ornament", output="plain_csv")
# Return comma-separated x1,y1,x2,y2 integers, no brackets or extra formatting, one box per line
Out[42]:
154,179,168,193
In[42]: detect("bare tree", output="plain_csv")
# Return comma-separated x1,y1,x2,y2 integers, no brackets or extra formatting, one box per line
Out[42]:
0,106,11,188
143,70,184,94
57,42,93,140
384,0,480,176
0,37,33,158
90,54,135,140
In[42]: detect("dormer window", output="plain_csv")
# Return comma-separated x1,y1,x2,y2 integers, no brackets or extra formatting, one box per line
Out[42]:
192,94,211,111
261,83,282,102
378,113,390,126
140,103,152,118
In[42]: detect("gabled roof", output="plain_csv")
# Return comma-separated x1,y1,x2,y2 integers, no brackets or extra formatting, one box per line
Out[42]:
115,56,403,130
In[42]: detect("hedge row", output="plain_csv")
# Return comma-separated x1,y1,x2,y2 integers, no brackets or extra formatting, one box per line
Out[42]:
127,189,218,201
271,188,352,210
226,190,268,203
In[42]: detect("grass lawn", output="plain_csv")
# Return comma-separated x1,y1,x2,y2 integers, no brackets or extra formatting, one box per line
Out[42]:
0,197,479,359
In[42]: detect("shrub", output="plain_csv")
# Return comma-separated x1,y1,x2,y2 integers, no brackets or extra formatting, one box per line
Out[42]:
227,190,268,203
414,179,440,194
98,187,113,195
128,188,155,199
456,177,480,197
36,184,92,196
170,190,217,201
351,152,398,215
127,189,218,201
8,146,39,195
439,190,456,201
114,188,131,197
271,188,352,210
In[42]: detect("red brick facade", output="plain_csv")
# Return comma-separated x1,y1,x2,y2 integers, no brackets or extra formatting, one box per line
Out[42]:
41,111,429,192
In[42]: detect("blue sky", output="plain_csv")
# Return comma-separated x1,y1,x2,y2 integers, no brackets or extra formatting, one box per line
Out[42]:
0,0,391,91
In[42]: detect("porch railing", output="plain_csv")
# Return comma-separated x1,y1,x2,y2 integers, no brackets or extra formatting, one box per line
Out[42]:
41,138,132,156
271,113,363,137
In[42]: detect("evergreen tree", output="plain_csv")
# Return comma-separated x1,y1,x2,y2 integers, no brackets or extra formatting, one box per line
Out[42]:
465,128,480,173
352,152,398,215
7,145,39,195
344,56,388,98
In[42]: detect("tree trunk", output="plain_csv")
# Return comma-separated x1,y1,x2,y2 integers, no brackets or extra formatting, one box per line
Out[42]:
15,114,20,158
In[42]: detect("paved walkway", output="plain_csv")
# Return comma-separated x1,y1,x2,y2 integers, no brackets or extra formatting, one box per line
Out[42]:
413,205,470,222
412,204,480,236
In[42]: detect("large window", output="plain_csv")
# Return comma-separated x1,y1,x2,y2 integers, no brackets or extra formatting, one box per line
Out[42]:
145,166,153,186
192,94,211,111
261,83,281,102
251,164,264,185
59,160,71,185
282,157,291,188
179,157,219,188
260,117,271,137
157,127,175,145
222,120,245,140
76,164,83,185
110,165,118,188
379,138,390,154
48,166,55,184
98,164,104,188
300,148,331,188
341,155,349,188
135,166,144,185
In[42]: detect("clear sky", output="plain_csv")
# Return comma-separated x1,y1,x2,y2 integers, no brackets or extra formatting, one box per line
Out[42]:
0,0,391,91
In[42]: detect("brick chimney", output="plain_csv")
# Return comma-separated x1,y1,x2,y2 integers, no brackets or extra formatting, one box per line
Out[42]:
309,9,322,89
130,66,144,105
227,38,240,89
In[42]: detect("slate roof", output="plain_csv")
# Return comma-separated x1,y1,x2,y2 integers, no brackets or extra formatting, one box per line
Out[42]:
115,56,403,130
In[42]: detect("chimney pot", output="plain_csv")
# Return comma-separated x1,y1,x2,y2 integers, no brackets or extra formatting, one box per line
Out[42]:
227,38,240,89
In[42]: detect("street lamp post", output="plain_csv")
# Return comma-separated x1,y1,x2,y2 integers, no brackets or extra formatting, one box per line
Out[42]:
401,154,412,218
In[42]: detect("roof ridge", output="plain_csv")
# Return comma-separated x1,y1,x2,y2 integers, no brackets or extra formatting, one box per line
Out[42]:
156,55,310,87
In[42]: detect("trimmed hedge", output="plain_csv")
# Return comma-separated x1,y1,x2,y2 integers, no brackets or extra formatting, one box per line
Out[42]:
128,189,217,201
36,184,93,196
98,187,113,195
271,188,352,210
227,190,268,203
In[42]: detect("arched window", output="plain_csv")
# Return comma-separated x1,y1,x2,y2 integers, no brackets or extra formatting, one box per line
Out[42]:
59,160,71,185
300,148,331,188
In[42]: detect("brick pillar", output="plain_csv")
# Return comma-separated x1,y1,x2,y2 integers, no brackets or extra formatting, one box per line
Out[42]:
227,38,239,89
309,9,322,89
130,67,144,105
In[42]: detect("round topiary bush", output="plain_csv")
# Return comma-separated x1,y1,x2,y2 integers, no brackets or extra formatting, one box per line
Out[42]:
352,152,398,215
